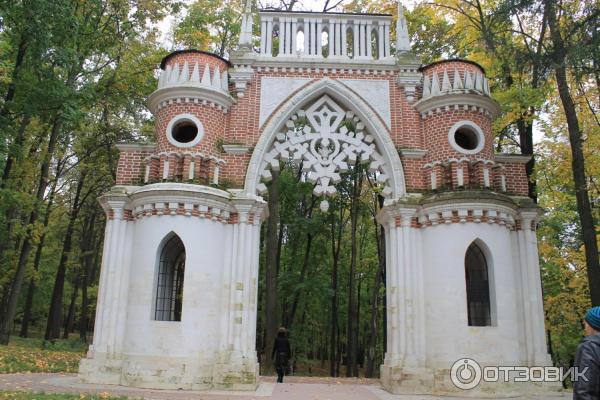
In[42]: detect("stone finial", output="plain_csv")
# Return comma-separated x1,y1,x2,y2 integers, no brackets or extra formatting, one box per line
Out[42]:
396,1,411,52
239,0,253,48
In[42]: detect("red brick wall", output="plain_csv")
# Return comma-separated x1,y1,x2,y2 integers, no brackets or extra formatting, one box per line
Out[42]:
502,162,529,195
114,53,531,199
154,102,226,156
423,110,493,162
116,149,154,185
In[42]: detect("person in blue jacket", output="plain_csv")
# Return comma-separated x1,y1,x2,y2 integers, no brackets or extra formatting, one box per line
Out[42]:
574,306,600,399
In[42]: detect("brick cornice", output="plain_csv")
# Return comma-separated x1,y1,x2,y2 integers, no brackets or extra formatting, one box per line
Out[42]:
147,86,235,114
116,143,156,152
414,93,501,119
494,154,532,164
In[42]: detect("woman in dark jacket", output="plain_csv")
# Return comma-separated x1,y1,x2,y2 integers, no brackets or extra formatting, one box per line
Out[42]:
271,327,292,383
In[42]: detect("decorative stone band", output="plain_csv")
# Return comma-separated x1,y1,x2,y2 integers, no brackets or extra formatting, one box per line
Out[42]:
417,203,517,230
147,85,234,115
414,93,501,120
228,59,420,96
99,183,268,224
377,202,539,231
253,65,398,74
396,70,423,103
423,158,507,193
143,151,225,185
222,144,251,155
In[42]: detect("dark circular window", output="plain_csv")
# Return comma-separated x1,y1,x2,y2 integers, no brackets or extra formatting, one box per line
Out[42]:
454,127,479,151
166,114,204,148
448,121,484,154
172,120,198,144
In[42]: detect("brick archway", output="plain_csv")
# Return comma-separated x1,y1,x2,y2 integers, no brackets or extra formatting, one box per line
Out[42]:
244,77,406,202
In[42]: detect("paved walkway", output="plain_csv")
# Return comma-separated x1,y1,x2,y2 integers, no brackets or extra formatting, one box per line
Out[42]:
0,374,572,399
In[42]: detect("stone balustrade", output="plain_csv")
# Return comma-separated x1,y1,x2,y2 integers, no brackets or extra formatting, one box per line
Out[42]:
258,11,393,60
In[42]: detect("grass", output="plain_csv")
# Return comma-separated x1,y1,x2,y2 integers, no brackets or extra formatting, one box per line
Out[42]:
0,392,127,399
0,336,85,374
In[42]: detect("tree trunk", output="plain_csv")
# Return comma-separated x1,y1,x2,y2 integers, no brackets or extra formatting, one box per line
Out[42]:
0,116,64,345
346,166,362,377
0,36,27,119
365,196,385,377
79,210,100,341
547,0,600,305
264,169,280,372
287,233,313,331
19,161,62,338
329,201,344,377
63,282,79,339
45,172,86,340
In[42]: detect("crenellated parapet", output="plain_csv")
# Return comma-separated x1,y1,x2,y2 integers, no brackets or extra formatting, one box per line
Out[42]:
415,59,499,119
148,50,233,113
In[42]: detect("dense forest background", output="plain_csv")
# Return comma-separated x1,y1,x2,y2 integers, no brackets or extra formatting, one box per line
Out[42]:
0,0,598,379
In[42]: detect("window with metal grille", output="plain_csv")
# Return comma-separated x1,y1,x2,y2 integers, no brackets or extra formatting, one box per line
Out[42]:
154,235,186,321
465,242,491,326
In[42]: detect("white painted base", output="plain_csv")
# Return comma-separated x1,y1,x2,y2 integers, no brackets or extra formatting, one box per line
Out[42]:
380,363,564,398
79,352,259,390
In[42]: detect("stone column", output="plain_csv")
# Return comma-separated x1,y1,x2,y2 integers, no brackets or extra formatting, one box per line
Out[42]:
517,210,552,366
266,18,273,56
278,19,285,56
80,192,132,384
215,197,267,390
260,19,268,54
341,20,348,57
378,24,384,59
291,18,297,54
353,22,359,57
366,22,373,59
328,21,335,57
316,18,323,57
384,22,391,57
303,20,310,55
379,206,428,394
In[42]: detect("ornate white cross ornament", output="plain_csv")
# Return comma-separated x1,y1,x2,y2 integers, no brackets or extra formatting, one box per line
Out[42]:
258,95,392,211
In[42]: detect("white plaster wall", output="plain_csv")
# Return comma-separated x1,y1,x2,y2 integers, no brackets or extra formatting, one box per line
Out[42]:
421,223,525,367
122,215,230,363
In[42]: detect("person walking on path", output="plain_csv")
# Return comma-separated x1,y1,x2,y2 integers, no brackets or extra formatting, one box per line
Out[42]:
574,306,600,399
272,327,292,383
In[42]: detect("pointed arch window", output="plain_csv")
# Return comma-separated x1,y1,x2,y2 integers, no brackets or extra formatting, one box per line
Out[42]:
465,242,491,326
155,235,186,321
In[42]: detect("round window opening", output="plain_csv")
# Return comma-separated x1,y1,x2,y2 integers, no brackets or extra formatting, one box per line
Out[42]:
454,127,479,151
172,120,198,144
448,121,485,155
166,114,204,148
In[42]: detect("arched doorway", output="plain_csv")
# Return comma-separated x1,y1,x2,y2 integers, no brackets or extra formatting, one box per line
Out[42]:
247,81,406,377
